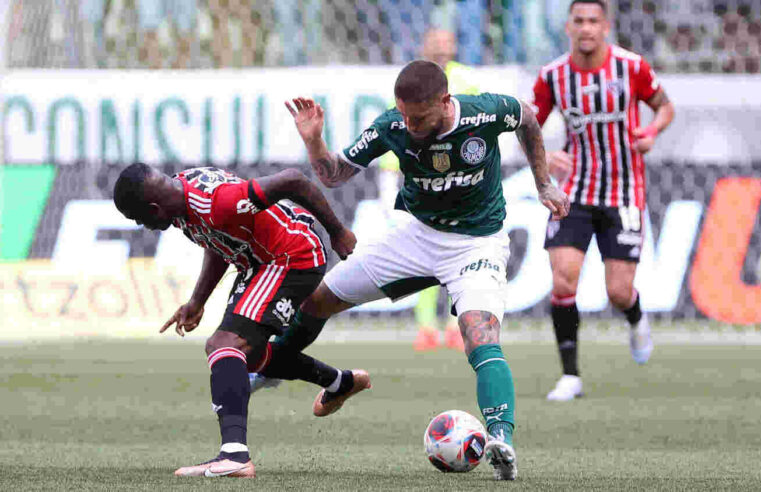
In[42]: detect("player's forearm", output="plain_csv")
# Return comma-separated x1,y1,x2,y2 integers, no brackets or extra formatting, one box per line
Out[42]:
274,169,345,236
190,249,228,306
645,90,675,135
650,101,675,134
303,138,358,188
516,106,553,191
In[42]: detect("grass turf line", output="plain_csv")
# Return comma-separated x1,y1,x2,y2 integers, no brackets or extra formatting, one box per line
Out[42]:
0,341,759,490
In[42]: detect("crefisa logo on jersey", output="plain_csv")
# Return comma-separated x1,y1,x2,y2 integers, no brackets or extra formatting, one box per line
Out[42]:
460,137,486,165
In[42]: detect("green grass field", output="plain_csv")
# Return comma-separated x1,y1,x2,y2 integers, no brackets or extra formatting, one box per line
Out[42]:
1,339,760,490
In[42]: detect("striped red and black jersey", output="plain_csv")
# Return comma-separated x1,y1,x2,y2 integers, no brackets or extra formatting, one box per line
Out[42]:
171,167,326,271
532,45,660,210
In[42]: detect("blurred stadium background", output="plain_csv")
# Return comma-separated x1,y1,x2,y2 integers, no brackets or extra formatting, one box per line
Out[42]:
1,1,760,489
1,0,759,340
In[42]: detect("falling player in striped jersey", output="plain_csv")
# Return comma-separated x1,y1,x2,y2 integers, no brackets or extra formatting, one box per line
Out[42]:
113,164,370,478
532,0,675,401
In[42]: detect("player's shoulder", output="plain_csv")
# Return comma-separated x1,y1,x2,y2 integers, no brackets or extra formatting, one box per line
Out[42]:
457,92,520,112
176,167,243,194
539,52,571,77
373,107,406,132
611,45,647,63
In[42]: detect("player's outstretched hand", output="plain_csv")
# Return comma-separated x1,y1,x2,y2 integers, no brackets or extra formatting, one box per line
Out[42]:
547,150,572,183
539,183,570,221
285,97,325,144
330,227,357,260
160,299,204,337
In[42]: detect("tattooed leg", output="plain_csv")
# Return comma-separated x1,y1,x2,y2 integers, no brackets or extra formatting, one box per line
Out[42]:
461,310,516,444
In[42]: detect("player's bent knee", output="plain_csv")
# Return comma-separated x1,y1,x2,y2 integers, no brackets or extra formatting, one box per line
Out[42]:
205,330,249,356
300,282,353,319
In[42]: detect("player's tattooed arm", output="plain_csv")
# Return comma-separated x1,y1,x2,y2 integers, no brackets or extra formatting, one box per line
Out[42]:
285,97,360,188
516,100,552,187
258,169,357,259
458,310,501,355
643,88,675,133
313,153,361,189
516,99,570,219
633,88,675,154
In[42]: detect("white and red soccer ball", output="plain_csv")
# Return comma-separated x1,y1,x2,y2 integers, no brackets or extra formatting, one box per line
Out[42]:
424,410,487,473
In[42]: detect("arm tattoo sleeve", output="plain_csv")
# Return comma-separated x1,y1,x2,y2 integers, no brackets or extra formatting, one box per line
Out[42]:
313,153,360,188
516,101,551,188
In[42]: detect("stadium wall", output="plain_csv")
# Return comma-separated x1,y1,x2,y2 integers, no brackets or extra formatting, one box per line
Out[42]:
1,67,760,340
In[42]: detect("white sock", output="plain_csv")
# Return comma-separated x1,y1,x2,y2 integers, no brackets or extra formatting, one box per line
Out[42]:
220,442,249,454
326,369,342,393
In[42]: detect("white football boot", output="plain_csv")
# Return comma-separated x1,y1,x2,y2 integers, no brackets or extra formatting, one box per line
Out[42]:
484,433,517,481
630,313,654,365
546,374,584,401
248,373,281,393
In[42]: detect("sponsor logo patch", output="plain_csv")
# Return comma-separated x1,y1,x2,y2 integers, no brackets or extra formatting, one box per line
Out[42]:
272,297,295,325
236,199,259,215
348,129,379,157
459,112,497,127
432,153,451,172
412,169,484,192
459,258,501,276
564,107,626,135
460,137,487,165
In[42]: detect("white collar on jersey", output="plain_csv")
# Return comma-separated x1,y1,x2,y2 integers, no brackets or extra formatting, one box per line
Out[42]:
436,96,461,140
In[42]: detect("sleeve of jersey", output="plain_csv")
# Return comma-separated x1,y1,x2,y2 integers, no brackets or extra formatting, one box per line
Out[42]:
635,57,660,102
531,76,554,126
488,93,523,133
340,123,389,169
210,180,269,227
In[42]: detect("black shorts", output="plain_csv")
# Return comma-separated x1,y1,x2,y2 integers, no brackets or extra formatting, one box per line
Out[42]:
543,203,644,262
219,264,326,343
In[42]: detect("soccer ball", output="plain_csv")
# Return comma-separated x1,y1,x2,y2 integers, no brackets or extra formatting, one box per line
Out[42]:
423,410,487,473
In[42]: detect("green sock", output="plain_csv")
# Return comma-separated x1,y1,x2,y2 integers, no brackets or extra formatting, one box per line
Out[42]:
467,344,515,445
272,310,327,354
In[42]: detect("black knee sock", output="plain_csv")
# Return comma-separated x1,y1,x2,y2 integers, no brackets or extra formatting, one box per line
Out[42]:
261,343,353,391
272,310,327,353
622,292,642,326
551,296,580,376
208,347,251,463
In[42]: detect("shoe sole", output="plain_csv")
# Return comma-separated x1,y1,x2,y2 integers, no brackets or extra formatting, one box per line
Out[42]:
484,442,517,481
313,370,371,417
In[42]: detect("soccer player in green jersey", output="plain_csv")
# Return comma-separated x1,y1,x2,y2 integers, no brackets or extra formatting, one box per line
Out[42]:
279,60,569,480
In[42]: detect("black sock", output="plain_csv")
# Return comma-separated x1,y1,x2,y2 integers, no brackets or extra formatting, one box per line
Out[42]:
331,369,355,395
261,344,343,388
208,347,250,462
272,310,327,353
622,292,642,326
551,300,580,376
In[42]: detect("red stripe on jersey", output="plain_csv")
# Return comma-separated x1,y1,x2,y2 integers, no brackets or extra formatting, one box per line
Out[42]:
626,59,643,210
582,72,599,204
604,60,619,206
266,205,326,268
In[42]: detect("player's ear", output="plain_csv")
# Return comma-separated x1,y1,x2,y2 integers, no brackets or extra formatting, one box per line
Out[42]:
441,93,451,105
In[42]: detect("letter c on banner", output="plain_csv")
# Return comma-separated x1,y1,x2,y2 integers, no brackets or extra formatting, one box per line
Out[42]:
690,177,761,324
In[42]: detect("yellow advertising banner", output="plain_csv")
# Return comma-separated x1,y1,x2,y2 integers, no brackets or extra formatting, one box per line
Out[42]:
0,259,236,340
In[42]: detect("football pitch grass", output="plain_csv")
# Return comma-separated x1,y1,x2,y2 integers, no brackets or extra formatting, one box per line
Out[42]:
1,339,759,490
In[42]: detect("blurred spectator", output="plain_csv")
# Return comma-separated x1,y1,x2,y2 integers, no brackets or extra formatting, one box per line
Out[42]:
207,0,267,67
272,0,321,66
137,0,196,69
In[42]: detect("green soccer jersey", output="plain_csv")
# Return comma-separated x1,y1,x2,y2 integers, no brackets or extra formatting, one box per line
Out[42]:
341,93,523,236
